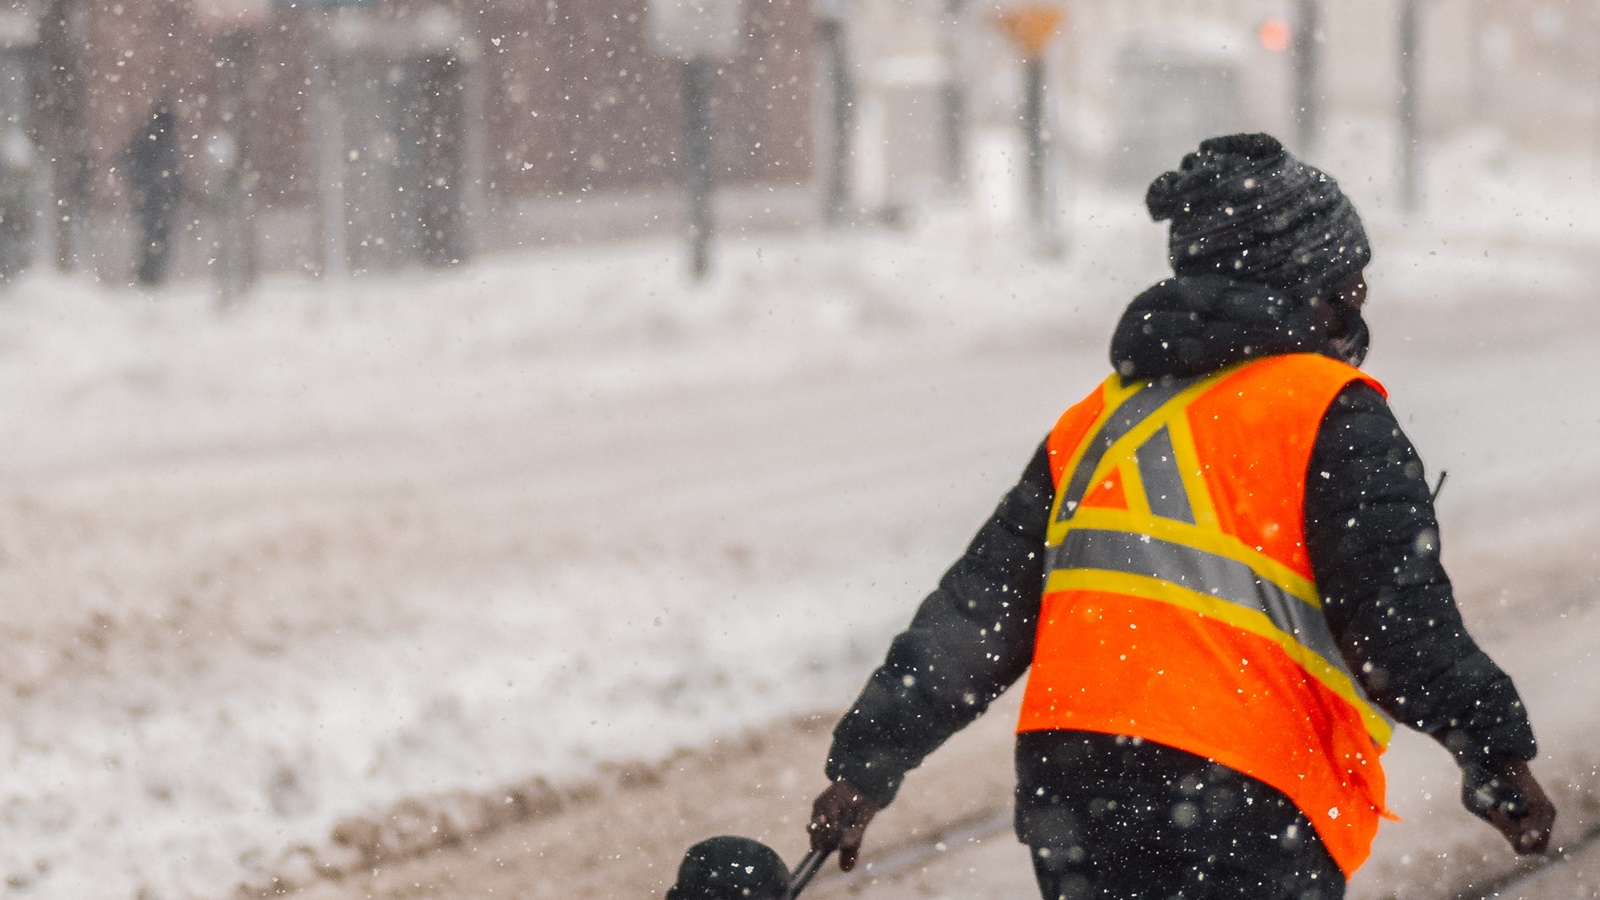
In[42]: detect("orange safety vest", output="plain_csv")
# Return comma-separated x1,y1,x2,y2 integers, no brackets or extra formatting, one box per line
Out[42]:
1017,353,1396,876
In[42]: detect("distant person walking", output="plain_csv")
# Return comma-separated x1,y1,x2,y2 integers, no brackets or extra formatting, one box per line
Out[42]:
806,134,1556,900
122,101,182,288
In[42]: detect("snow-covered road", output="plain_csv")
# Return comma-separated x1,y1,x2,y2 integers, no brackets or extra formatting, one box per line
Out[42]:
4,133,1600,898
0,197,1144,897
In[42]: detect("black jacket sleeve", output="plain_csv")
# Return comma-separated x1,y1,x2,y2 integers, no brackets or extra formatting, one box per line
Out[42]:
824,440,1054,807
1306,383,1537,768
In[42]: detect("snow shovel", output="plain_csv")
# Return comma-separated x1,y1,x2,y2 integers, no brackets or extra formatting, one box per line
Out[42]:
665,835,831,900
787,847,828,898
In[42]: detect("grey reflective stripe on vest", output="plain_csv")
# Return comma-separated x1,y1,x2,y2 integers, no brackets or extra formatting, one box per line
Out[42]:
1045,528,1359,689
1134,425,1196,524
1056,378,1194,522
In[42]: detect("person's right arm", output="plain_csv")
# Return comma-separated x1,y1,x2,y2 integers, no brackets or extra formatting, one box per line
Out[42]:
810,440,1053,869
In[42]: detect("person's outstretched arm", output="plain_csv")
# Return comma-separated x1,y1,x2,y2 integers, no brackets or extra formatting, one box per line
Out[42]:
810,440,1053,870
1307,383,1555,855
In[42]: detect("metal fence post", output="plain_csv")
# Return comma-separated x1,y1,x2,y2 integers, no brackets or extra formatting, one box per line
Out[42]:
1398,0,1421,211
1292,0,1320,156
682,55,714,281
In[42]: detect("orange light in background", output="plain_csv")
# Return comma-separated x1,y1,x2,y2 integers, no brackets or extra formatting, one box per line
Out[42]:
1258,17,1292,53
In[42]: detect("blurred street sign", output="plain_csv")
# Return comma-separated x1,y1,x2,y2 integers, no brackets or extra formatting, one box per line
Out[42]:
271,0,371,9
814,0,848,21
649,0,743,60
197,0,269,33
994,5,1064,58
0,11,35,46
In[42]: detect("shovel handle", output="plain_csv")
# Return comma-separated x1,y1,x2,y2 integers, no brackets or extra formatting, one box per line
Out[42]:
787,848,830,899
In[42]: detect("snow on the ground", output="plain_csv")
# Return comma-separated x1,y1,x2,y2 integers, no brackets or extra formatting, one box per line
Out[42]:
3,125,1600,898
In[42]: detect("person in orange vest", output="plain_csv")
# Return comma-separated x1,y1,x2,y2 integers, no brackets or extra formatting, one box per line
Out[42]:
806,134,1555,899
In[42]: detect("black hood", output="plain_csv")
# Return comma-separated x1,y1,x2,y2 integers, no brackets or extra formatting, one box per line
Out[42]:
1108,275,1365,382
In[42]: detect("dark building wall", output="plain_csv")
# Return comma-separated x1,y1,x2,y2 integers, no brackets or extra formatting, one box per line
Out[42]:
73,0,814,206
478,0,815,197
246,13,320,207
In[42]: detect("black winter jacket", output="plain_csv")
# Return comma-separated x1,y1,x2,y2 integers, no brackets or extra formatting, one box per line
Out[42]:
824,275,1537,849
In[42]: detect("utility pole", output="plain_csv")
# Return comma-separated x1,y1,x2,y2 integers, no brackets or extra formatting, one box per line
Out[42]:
995,5,1065,256
1021,52,1046,230
681,56,714,279
1291,0,1320,157
207,30,258,305
309,16,348,284
1397,0,1421,211
938,0,965,191
36,0,89,272
1467,0,1487,115
816,0,854,227
649,0,742,281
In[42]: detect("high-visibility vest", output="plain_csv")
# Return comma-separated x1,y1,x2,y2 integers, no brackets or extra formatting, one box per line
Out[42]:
1017,353,1396,876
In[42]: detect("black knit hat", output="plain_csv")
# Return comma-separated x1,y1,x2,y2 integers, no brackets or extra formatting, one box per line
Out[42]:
1146,133,1370,302
665,836,791,900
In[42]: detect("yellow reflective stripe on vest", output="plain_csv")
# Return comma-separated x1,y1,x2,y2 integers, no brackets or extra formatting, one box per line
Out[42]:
1055,376,1198,523
1045,529,1394,746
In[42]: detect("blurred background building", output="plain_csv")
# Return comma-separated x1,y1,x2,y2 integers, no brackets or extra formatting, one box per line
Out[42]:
0,0,1595,286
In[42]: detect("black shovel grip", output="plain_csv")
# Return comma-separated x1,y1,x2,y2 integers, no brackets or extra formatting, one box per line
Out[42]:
787,848,830,899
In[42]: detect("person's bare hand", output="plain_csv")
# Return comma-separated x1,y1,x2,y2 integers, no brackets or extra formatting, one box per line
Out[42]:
1462,759,1556,855
808,780,880,872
